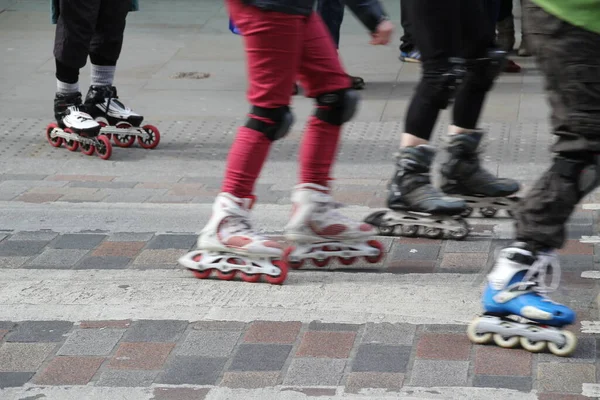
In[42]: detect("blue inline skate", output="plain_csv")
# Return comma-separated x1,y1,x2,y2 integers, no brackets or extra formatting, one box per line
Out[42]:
467,242,577,356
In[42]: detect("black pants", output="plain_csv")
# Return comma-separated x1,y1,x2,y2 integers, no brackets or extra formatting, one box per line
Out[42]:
515,0,600,249
399,0,415,53
404,0,494,140
316,0,344,48
54,0,131,69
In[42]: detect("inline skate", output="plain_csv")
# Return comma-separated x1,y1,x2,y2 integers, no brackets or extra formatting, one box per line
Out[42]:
441,131,520,218
365,145,471,240
178,192,288,284
284,183,384,269
45,92,112,160
84,85,160,149
467,242,577,356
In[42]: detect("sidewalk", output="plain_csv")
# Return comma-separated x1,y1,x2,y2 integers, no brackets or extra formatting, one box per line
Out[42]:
0,1,599,399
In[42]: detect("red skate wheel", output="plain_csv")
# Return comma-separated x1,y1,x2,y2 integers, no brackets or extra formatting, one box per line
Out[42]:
138,124,161,149
240,272,261,283
113,122,136,147
313,258,329,268
364,240,385,264
46,123,63,147
190,268,212,279
95,135,112,160
216,270,237,280
80,142,95,156
263,259,288,285
63,128,79,151
339,256,357,266
284,247,304,269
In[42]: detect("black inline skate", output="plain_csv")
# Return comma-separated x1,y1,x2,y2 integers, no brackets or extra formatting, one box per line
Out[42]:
441,131,520,218
365,145,471,240
45,92,112,160
84,85,160,149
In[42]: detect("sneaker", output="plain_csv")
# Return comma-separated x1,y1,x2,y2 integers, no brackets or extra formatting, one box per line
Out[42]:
400,49,421,63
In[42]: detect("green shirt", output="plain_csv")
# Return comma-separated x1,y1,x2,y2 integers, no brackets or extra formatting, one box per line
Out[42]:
532,0,600,34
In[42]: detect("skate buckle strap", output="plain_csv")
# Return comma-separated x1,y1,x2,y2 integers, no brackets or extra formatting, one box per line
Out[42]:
508,253,561,297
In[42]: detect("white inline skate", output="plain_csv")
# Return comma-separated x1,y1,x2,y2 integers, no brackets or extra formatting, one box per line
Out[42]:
467,242,577,356
46,92,112,160
178,192,288,284
284,183,384,269
85,85,160,149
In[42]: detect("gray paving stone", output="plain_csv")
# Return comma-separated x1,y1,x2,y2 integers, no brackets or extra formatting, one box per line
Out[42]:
68,181,137,189
0,343,56,372
362,323,416,346
0,372,34,388
8,231,58,241
0,174,47,181
537,362,596,393
157,356,226,385
538,336,596,362
229,344,292,371
106,232,154,242
0,240,47,257
559,255,594,271
444,239,491,253
391,244,440,261
75,256,131,270
96,370,158,387
192,321,247,331
177,330,241,357
50,234,107,250
27,249,89,268
0,234,7,243
283,358,346,386
6,321,72,342
146,234,197,250
0,257,30,268
352,344,411,373
473,375,532,392
57,329,125,356
308,321,360,332
409,360,469,387
0,321,15,330
421,324,468,333
123,320,188,343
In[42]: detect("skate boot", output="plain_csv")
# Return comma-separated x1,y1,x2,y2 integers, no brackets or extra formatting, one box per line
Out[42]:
178,193,288,284
284,183,384,269
84,85,160,149
440,131,520,218
349,75,365,90
467,242,577,356
365,145,470,240
45,92,112,160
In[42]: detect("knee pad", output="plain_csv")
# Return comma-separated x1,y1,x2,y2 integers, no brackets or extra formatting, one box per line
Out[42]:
418,58,467,110
314,89,359,126
551,153,600,200
463,49,507,92
245,105,294,141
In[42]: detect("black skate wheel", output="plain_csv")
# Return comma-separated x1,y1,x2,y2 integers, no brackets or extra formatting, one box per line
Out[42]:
448,220,470,240
423,227,443,239
138,124,161,149
377,225,395,236
480,207,497,218
400,225,418,237
460,207,473,218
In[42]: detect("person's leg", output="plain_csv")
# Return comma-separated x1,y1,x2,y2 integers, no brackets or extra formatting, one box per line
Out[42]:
468,0,600,356
496,0,515,51
517,0,532,56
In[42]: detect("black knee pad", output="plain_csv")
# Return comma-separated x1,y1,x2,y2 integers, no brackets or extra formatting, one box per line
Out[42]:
314,88,359,126
551,152,600,200
245,105,294,141
418,58,467,110
463,49,507,93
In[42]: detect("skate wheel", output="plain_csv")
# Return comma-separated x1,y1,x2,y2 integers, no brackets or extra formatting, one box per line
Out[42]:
461,207,473,218
467,318,493,344
493,333,520,348
377,225,395,236
46,123,63,147
338,256,357,266
448,220,470,241
138,124,161,149
365,240,384,264
313,257,329,268
519,336,547,353
63,128,79,151
480,207,498,218
263,259,288,285
80,142,95,156
113,122,136,147
423,227,443,239
240,272,261,283
95,136,112,160
189,268,212,279
547,330,577,357
216,270,237,280
400,224,418,237
284,247,304,269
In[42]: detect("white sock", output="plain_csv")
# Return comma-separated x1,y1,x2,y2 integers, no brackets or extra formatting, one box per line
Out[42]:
90,64,116,86
56,79,79,94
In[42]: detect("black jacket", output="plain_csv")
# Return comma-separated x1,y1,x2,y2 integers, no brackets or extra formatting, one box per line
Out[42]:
244,0,388,32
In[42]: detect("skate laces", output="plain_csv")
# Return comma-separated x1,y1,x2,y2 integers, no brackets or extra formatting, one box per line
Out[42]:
509,253,561,297
313,196,358,226
221,207,265,240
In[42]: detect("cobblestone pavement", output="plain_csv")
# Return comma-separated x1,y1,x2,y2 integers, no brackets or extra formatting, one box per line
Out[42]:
1,0,600,399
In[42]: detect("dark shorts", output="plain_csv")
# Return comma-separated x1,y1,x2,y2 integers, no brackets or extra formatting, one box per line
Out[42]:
54,0,131,68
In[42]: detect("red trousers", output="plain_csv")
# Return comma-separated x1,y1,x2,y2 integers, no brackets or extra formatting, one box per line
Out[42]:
221,0,352,199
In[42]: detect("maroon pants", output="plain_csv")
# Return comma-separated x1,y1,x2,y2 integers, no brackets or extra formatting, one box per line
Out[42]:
221,0,352,199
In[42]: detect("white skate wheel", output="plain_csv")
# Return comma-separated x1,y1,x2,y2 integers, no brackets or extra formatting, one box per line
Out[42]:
467,318,493,344
547,330,577,357
519,331,547,353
